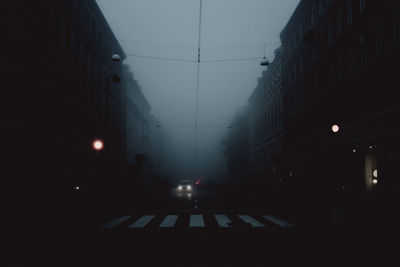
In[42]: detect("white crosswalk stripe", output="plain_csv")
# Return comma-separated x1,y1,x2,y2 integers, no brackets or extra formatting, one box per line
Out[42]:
237,215,265,227
129,215,155,228
214,214,232,227
101,214,294,230
262,215,295,227
190,214,205,227
101,216,131,229
159,215,178,228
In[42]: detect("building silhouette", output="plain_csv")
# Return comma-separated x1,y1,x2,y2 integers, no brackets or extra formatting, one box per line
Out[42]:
248,0,400,221
1,0,157,225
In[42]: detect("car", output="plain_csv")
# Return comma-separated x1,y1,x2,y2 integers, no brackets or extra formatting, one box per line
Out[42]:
176,180,193,193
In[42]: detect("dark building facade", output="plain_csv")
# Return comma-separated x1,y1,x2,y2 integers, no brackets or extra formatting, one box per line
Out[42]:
249,48,284,191
279,0,400,222
1,0,136,224
222,107,250,185
124,64,151,165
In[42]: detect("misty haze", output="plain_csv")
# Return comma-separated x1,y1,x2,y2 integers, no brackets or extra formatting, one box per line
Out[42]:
3,0,400,266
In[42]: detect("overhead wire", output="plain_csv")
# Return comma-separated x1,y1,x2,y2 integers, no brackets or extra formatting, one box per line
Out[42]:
120,39,280,50
202,57,264,63
202,42,280,50
119,39,195,49
160,121,230,129
122,36,279,63
126,53,265,63
126,53,196,62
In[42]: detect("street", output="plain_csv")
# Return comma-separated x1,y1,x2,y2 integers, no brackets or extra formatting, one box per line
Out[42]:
5,179,399,267
4,0,400,265
16,184,387,266
73,185,303,267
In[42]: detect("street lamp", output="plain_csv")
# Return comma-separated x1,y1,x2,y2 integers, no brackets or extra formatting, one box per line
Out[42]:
92,138,104,152
331,124,340,133
111,54,121,62
260,58,270,66
260,44,270,66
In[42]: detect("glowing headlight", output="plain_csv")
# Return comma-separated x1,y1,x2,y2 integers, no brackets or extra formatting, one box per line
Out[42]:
187,185,192,190
178,186,182,190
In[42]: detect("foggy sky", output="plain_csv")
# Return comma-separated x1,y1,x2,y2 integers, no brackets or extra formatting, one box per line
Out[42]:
96,0,299,179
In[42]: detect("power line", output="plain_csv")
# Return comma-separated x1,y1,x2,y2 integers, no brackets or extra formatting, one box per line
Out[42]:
202,42,280,50
126,53,196,62
120,39,280,50
120,39,195,49
202,57,264,63
159,123,230,129
126,53,265,63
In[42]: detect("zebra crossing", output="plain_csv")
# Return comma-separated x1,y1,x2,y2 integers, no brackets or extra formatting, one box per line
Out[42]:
100,213,295,230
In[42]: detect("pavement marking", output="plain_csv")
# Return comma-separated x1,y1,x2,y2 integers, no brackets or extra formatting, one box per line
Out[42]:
159,215,178,228
262,215,295,228
214,214,232,228
237,215,265,227
129,215,155,228
190,214,205,227
101,216,131,229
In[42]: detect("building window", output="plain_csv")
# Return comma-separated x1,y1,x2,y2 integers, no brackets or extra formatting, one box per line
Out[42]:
348,48,355,73
328,64,335,86
337,10,342,35
360,0,366,13
319,0,324,15
360,45,367,65
300,55,304,74
359,33,367,65
337,56,344,80
346,0,353,25
393,9,400,42
98,31,102,49
311,5,316,25
328,21,334,44
323,0,328,9
375,21,384,53
298,23,303,41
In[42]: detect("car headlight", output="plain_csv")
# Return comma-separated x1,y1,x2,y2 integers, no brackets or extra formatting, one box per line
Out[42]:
187,185,192,190
178,186,182,190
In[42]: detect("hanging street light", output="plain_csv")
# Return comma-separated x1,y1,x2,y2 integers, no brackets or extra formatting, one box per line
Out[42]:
260,44,270,66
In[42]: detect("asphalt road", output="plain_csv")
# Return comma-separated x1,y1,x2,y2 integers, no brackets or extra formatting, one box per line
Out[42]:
8,185,399,266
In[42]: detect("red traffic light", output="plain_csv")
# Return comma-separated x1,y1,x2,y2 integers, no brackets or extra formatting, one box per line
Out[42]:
92,139,104,151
